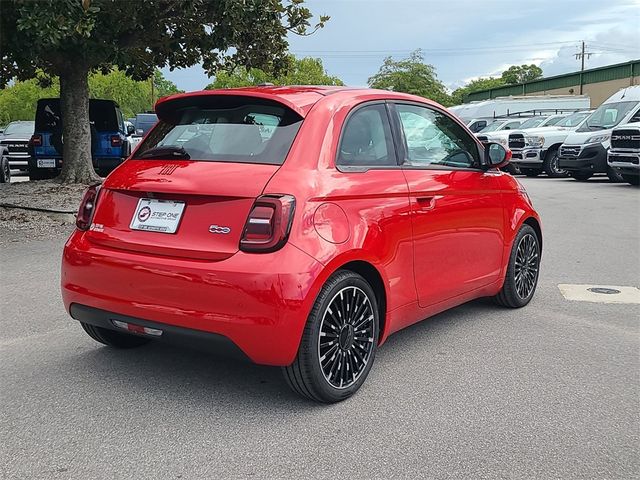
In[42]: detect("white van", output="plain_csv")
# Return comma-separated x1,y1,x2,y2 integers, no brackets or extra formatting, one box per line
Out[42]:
450,95,591,133
558,86,640,181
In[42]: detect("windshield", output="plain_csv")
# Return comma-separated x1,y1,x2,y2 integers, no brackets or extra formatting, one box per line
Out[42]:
479,121,504,133
518,118,546,129
577,101,639,132
555,111,591,128
134,100,303,165
3,122,34,136
543,116,565,126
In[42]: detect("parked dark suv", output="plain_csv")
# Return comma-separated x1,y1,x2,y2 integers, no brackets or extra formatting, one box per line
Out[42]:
28,98,132,180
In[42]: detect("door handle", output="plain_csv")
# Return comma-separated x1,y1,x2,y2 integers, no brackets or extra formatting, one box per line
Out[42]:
416,196,436,210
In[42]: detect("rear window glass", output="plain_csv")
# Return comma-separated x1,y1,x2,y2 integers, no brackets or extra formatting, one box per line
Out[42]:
134,98,303,165
35,99,119,132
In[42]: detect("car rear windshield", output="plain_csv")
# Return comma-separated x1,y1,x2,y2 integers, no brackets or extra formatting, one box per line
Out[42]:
133,97,304,165
35,99,120,132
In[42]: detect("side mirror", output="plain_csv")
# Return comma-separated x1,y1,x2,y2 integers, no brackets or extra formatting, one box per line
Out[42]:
136,128,144,136
126,124,135,136
484,142,511,169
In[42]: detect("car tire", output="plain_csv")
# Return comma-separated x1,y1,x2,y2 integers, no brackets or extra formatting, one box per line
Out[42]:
494,223,540,308
283,270,379,403
543,148,568,178
502,163,519,175
520,168,540,177
0,157,10,183
80,322,151,348
571,172,592,181
621,174,639,186
606,167,624,183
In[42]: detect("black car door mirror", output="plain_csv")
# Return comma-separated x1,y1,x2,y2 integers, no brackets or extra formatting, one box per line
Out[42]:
484,142,511,169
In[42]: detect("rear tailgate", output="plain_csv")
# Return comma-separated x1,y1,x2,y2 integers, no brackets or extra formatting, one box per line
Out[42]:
86,159,278,260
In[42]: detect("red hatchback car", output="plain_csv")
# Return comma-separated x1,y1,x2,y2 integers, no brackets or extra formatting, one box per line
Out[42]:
62,86,542,402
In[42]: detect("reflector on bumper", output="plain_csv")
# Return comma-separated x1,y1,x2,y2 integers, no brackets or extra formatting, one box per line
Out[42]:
111,319,163,336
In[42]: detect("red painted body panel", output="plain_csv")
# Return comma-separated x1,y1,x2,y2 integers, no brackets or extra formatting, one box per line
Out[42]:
61,86,541,366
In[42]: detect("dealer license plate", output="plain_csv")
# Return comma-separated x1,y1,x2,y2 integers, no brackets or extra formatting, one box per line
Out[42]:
37,158,56,168
130,198,185,234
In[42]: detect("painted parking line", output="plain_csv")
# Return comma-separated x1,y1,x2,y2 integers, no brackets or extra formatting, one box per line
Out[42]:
558,284,640,305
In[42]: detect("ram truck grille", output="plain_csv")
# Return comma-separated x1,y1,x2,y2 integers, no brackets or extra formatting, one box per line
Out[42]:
509,134,525,149
611,129,640,150
560,145,581,157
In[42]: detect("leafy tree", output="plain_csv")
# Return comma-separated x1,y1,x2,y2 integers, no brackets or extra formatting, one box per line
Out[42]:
450,77,506,105
1,0,327,183
0,74,60,126
368,50,451,106
206,55,343,89
0,70,180,125
501,64,543,84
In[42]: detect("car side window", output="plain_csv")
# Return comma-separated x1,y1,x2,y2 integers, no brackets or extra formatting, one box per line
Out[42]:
396,104,479,168
630,109,640,123
337,104,396,167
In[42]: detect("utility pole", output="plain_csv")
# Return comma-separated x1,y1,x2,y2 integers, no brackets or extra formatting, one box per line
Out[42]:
150,75,155,111
575,41,594,95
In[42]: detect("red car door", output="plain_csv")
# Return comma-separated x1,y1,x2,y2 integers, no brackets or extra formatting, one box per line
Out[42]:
391,102,505,308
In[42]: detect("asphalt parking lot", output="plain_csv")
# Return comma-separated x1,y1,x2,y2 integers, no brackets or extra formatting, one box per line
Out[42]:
1,176,638,479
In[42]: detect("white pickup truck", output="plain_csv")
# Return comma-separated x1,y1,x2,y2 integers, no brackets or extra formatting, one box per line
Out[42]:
608,122,640,186
504,111,593,177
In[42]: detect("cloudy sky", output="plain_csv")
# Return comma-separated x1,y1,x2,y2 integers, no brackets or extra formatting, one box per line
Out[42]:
162,0,640,92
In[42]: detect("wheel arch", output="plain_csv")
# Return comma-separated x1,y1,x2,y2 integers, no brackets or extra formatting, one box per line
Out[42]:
522,216,542,251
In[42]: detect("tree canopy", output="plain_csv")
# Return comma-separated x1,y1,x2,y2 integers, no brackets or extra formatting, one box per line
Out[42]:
367,50,451,106
206,56,343,89
450,64,545,105
501,64,543,84
1,0,326,182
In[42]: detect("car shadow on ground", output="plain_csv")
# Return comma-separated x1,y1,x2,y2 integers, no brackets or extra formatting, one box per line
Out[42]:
68,299,498,410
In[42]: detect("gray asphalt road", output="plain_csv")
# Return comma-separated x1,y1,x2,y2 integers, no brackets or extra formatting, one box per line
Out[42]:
1,176,638,479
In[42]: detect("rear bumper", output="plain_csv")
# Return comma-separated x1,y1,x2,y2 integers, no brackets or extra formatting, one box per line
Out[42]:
61,232,325,366
70,304,251,361
93,156,125,172
558,144,608,173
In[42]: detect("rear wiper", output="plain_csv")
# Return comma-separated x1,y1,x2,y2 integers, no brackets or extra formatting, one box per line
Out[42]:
137,146,190,160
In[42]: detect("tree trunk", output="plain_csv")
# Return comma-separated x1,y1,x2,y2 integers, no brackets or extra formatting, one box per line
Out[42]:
57,64,101,184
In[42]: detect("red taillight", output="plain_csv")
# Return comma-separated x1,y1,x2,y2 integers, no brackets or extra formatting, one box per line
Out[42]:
31,134,42,147
76,184,101,231
240,195,296,253
110,135,122,147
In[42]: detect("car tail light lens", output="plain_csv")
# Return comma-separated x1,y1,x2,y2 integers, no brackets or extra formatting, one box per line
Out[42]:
76,184,101,231
110,135,122,147
240,195,296,253
31,134,42,147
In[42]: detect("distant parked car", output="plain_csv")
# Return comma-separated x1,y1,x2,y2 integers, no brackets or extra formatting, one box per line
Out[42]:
476,118,523,136
0,120,35,172
28,98,130,180
62,86,542,403
133,113,158,137
608,122,640,186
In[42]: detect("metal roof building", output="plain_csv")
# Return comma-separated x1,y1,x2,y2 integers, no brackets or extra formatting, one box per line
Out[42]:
464,60,640,107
